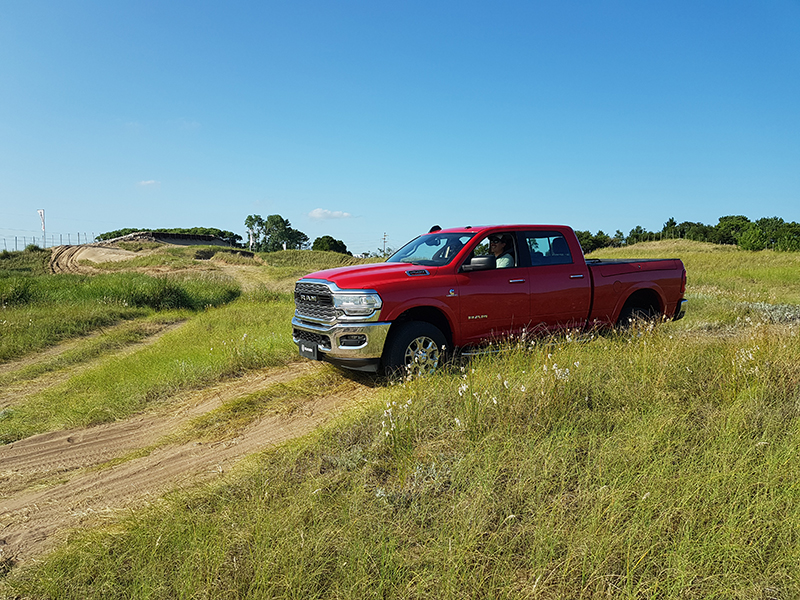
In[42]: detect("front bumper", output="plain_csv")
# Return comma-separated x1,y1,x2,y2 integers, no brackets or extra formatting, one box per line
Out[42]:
292,316,391,372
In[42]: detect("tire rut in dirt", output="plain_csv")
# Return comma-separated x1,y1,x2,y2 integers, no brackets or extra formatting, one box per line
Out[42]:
0,362,376,566
0,321,185,411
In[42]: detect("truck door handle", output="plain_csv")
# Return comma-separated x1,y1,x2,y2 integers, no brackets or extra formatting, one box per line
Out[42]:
509,279,526,284
570,274,585,279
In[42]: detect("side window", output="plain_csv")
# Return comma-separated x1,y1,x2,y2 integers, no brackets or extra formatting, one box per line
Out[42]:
525,232,573,266
471,233,519,269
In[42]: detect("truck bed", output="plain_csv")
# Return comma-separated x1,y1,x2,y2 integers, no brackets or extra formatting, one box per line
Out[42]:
586,257,685,325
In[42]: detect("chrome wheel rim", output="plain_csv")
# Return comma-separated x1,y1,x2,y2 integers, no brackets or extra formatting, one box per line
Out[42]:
403,335,441,376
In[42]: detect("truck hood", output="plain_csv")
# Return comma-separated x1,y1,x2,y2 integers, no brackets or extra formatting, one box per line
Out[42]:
300,262,437,290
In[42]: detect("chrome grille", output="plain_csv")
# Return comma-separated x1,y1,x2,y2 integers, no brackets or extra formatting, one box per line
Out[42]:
294,281,335,321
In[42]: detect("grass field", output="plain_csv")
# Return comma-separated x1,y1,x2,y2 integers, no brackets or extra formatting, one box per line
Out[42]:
3,241,800,598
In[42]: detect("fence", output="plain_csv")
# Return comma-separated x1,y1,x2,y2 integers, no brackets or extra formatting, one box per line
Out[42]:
1,233,96,251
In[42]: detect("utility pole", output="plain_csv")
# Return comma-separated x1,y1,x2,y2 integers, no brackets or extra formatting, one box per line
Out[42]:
382,232,387,257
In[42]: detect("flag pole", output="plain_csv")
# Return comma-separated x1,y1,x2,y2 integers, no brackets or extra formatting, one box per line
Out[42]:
37,209,46,248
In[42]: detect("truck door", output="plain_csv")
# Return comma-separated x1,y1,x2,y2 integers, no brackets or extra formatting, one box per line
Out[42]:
455,233,530,344
522,230,591,330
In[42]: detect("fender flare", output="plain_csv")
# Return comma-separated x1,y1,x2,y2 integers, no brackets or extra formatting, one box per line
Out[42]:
382,300,459,347
613,284,667,324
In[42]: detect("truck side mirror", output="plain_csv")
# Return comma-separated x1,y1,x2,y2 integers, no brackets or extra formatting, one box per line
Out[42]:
461,255,497,272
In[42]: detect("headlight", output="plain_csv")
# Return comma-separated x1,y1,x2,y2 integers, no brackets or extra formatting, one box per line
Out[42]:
333,292,382,317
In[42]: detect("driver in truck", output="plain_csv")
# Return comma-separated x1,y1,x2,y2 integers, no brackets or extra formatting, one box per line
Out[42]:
489,234,514,268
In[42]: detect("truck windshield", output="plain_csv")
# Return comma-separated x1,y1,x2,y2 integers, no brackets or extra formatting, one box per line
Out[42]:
387,233,475,267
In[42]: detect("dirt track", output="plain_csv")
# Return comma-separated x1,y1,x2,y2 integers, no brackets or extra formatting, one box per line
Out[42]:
48,244,138,274
0,245,378,567
0,361,372,565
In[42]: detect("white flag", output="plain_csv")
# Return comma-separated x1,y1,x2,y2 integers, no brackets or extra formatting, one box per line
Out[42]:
37,209,45,232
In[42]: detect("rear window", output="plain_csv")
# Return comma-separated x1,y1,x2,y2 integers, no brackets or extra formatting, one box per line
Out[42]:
524,231,573,266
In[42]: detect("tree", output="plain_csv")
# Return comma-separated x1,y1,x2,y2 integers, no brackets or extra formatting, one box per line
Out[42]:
574,230,593,253
244,214,309,252
97,227,243,246
575,230,616,253
244,215,266,250
593,230,613,250
675,221,713,242
312,235,351,255
755,216,785,249
662,217,678,239
775,222,800,251
626,225,655,245
739,223,768,251
712,215,750,245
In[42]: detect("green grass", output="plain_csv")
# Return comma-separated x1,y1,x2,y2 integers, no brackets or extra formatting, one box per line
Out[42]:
259,249,367,270
0,290,295,443
0,316,184,387
115,241,165,252
0,246,50,277
590,239,800,306
90,244,258,269
256,249,380,291
4,240,800,598
11,323,799,599
0,271,240,362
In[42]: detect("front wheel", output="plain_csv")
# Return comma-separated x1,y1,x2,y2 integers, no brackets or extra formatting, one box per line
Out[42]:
383,322,447,379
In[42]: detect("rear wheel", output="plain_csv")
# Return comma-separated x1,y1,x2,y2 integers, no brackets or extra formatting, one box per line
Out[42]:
383,322,447,379
617,304,657,329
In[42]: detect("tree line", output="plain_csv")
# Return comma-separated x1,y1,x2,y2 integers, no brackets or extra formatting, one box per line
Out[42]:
243,214,351,255
98,213,800,258
576,215,800,253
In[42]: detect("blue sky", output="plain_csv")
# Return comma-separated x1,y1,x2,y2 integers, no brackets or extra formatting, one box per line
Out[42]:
1,1,798,254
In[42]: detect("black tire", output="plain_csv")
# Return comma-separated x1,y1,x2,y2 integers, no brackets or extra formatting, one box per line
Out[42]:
383,322,447,379
617,305,657,329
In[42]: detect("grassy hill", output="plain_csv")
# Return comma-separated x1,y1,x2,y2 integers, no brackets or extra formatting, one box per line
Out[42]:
2,241,800,598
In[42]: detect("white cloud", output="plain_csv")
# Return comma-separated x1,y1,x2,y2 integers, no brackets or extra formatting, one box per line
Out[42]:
137,180,160,187
309,208,352,220
172,118,201,130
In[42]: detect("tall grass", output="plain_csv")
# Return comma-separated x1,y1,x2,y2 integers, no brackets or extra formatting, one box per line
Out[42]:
257,250,379,292
0,290,295,443
0,246,50,277
0,272,240,362
8,322,800,598
0,317,183,387
590,239,800,305
5,240,800,598
259,249,368,270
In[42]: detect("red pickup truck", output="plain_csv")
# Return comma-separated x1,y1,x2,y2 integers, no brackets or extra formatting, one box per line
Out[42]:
292,225,687,375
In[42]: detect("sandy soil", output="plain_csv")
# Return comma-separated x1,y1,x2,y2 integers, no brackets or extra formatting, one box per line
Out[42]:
49,244,133,274
0,360,372,566
0,245,378,568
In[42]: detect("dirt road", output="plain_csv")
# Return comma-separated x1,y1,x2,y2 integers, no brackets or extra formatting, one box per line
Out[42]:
0,360,374,566
0,245,379,567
